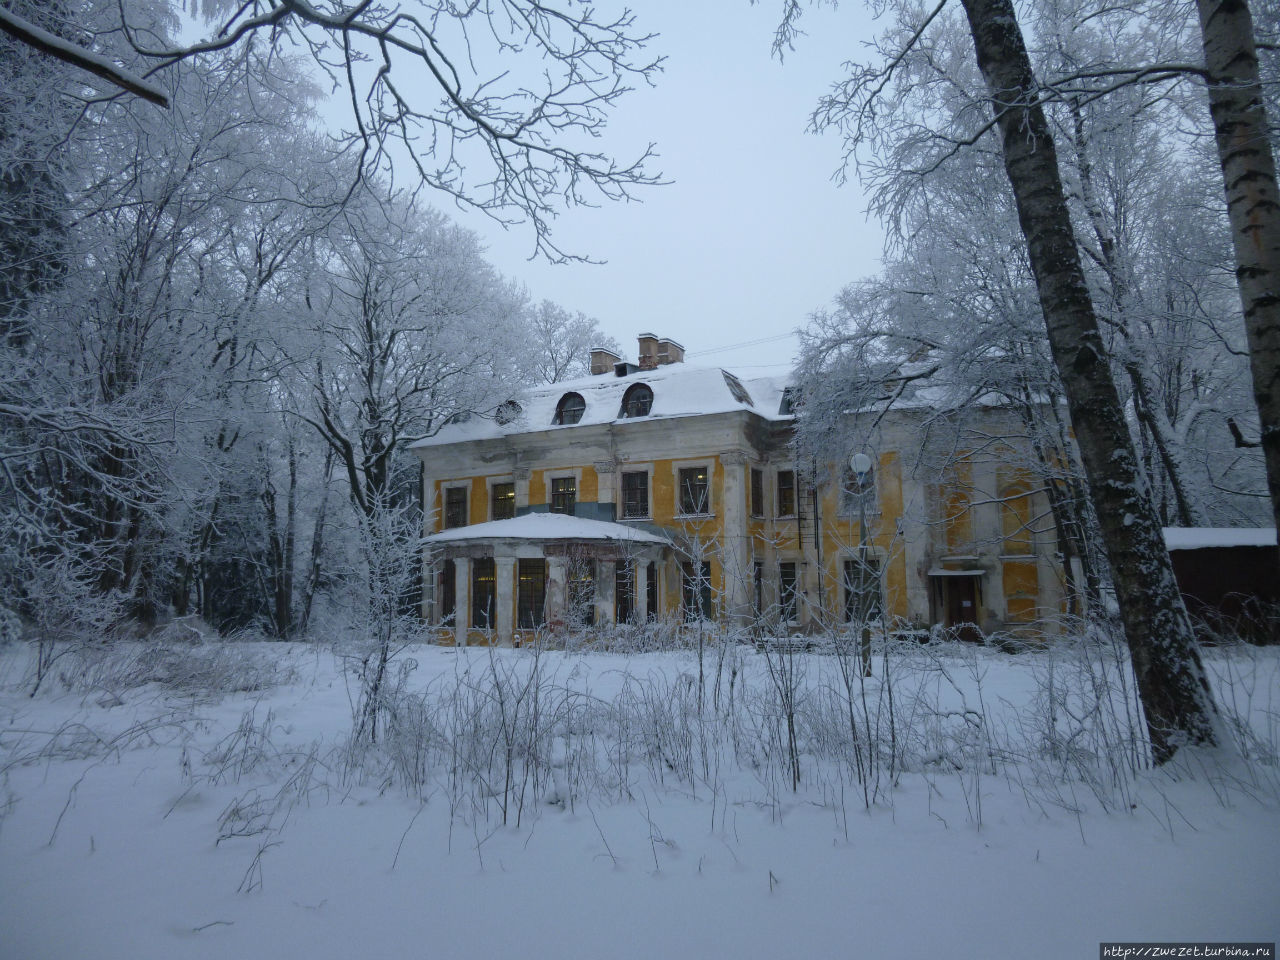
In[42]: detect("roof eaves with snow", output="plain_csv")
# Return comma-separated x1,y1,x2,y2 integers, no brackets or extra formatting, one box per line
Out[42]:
426,513,669,545
411,363,795,450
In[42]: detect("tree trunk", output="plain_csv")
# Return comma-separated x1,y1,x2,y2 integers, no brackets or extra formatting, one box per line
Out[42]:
959,0,1219,763
1195,0,1280,537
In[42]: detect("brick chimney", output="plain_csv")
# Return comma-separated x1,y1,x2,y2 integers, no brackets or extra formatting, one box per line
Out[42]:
590,346,623,375
637,333,685,370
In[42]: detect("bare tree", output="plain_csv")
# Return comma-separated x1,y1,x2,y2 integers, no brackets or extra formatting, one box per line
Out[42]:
783,0,1222,762
2,0,665,261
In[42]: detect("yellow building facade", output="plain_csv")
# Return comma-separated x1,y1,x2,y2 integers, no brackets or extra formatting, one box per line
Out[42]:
413,336,1069,645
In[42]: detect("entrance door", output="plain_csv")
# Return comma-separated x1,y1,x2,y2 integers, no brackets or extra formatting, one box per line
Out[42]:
944,576,981,642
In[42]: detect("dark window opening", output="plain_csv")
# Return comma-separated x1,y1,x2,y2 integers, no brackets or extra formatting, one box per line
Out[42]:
444,486,468,528
843,557,883,623
750,468,764,518
550,476,577,515
841,464,876,516
616,561,635,624
777,470,796,517
646,562,658,621
753,561,764,616
678,466,710,515
620,383,653,418
681,561,713,622
553,392,586,425
439,559,456,623
621,471,649,519
492,481,516,521
780,561,799,622
471,558,496,629
518,559,547,629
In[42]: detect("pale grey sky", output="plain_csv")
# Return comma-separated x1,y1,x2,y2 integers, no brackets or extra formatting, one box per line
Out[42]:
451,2,886,372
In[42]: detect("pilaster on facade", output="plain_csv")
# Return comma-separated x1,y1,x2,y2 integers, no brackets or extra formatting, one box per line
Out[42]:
593,460,617,506
634,560,649,621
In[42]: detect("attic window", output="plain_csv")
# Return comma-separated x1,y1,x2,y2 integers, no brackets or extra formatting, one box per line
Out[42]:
779,387,799,416
553,392,586,425
723,372,753,406
620,383,653,418
495,400,522,425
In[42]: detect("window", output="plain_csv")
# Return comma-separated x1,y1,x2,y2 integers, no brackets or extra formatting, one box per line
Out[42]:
471,558,496,629
444,486,468,528
550,476,577,515
681,561,713,622
722,371,753,405
517,559,546,629
646,562,658,621
439,559,456,623
750,468,764,517
843,556,883,623
620,383,653,418
553,392,586,425
495,399,522,425
491,481,516,521
678,466,710,515
568,558,595,626
753,561,764,616
779,561,799,622
841,463,877,516
615,561,635,624
777,470,796,517
621,471,649,519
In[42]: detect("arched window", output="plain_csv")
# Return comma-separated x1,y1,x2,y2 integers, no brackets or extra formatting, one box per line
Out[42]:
553,392,585,425
620,383,653,418
495,399,522,425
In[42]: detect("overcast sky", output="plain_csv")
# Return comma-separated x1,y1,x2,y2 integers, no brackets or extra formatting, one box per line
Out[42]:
448,2,886,373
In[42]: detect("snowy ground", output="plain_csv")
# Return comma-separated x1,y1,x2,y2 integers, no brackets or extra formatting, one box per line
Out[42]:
1,638,1278,960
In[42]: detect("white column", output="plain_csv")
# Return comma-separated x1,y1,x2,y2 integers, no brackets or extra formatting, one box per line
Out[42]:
546,556,568,632
634,559,649,622
454,557,470,647
496,555,516,646
595,559,616,626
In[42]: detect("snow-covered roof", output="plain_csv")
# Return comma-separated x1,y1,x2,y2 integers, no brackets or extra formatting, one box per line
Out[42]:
412,363,794,449
426,512,669,545
1163,527,1278,550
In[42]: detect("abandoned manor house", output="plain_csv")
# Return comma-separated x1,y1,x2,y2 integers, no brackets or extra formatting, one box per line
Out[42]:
413,334,1069,645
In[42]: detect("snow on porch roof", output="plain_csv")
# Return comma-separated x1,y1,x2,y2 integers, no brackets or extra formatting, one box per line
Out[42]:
1163,527,1277,550
426,512,669,545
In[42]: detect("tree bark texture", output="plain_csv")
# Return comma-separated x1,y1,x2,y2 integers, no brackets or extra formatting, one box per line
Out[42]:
1196,0,1280,538
959,0,1219,763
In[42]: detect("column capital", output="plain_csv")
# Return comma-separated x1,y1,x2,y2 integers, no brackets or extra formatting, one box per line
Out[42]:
593,459,617,474
720,451,748,466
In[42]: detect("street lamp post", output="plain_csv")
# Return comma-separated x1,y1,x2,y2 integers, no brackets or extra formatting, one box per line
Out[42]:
850,452,874,677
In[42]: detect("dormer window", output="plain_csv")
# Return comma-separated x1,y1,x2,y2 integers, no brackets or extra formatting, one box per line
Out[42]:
553,392,585,425
723,372,753,406
620,383,653,418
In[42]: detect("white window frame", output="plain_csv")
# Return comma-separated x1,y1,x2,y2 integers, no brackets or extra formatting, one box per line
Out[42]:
671,459,714,519
619,464,655,521
545,467,583,515
485,474,516,522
